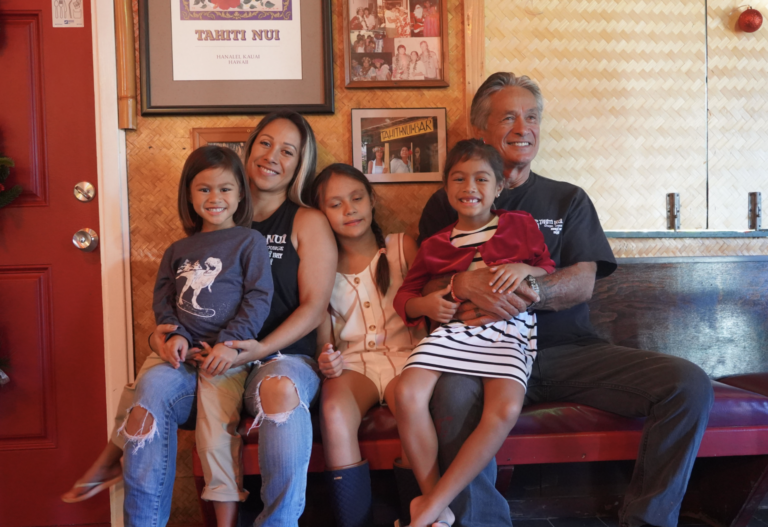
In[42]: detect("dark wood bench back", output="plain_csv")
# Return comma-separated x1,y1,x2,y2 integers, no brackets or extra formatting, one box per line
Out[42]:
588,256,768,378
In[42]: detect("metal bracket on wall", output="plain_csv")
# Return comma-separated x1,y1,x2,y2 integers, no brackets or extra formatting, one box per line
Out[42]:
749,192,762,230
667,193,681,231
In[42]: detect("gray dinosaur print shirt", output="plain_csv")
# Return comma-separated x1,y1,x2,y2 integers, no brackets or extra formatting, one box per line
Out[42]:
153,226,273,347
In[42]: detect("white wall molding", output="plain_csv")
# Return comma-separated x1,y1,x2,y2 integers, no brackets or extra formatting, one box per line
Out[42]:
91,1,133,524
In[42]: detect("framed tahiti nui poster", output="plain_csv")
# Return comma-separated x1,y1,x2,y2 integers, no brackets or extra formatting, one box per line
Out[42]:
352,108,447,183
139,0,334,115
343,0,449,88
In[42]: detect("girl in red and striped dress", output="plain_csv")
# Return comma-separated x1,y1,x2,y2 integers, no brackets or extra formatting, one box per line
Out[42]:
394,139,555,527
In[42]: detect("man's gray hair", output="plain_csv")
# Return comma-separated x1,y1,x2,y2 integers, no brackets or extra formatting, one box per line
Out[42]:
470,72,544,131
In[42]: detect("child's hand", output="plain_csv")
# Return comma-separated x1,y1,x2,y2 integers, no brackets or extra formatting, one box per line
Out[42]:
318,343,344,379
488,263,532,294
162,335,189,369
419,284,459,324
185,343,207,366
200,342,239,376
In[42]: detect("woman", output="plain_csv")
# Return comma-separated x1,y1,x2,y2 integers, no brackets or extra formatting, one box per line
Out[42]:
62,111,337,527
367,146,389,174
407,51,426,80
392,44,410,80
390,146,411,173
353,33,366,53
375,60,392,81
424,0,439,37
350,7,364,30
357,56,377,80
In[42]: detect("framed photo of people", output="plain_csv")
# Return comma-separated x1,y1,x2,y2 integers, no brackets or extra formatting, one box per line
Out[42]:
351,108,447,183
343,0,449,88
139,0,334,115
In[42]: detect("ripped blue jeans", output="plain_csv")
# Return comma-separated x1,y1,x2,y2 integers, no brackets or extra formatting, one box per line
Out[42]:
115,354,198,527
243,353,320,527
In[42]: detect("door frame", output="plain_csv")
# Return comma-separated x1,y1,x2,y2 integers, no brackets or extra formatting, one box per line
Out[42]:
92,2,133,525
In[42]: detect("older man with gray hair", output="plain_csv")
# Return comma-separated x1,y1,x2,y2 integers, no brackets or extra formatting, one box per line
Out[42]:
408,72,714,527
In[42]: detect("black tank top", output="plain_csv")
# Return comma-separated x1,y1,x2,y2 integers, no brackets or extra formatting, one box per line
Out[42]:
251,199,315,357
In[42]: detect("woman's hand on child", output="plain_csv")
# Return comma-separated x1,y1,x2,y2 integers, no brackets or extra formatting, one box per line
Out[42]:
318,343,344,379
221,339,265,366
200,342,239,376
488,263,532,294
149,324,177,354
162,334,188,369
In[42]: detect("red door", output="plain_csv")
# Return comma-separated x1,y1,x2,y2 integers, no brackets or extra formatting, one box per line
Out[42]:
0,1,110,525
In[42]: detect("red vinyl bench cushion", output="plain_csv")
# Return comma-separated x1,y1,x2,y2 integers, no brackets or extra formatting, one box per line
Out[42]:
193,376,768,475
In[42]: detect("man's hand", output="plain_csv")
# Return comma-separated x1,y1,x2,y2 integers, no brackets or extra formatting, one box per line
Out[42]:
452,268,536,320
454,302,500,327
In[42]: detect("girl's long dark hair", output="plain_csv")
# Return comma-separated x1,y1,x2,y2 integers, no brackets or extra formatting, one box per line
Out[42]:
311,163,391,296
178,145,253,236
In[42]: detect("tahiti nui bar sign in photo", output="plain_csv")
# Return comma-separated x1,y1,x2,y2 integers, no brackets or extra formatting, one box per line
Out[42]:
352,108,447,183
379,117,435,142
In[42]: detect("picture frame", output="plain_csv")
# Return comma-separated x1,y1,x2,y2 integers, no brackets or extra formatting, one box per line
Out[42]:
191,127,253,159
139,0,334,115
343,0,449,88
352,108,447,183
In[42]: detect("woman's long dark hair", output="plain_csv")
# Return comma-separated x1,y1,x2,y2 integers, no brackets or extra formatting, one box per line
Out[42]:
311,163,391,296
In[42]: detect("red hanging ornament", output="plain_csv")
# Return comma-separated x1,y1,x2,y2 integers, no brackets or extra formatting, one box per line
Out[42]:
738,7,763,33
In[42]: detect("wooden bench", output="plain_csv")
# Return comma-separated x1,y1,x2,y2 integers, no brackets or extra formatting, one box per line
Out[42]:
193,256,768,526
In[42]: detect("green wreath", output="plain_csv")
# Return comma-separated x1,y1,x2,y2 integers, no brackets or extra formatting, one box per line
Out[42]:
0,155,22,209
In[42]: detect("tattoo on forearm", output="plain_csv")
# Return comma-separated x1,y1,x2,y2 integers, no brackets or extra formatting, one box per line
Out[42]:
534,262,597,312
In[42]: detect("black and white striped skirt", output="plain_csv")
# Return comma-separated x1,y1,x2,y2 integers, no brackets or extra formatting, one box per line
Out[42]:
403,314,537,389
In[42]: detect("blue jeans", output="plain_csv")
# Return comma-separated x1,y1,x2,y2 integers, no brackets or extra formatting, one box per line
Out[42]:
243,353,321,527
430,342,714,527
120,359,198,527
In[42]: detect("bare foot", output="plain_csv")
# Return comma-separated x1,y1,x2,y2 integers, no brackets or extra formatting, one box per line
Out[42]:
409,496,454,527
61,457,123,503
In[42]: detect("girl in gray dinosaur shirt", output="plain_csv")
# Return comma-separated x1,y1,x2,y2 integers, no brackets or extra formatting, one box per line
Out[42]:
150,145,273,524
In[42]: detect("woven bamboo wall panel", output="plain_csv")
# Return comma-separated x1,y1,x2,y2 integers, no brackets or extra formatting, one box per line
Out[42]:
484,0,708,231
707,2,768,230
128,0,465,369
609,237,768,258
126,0,465,522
